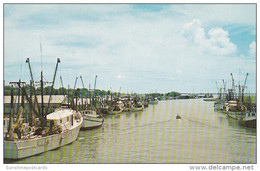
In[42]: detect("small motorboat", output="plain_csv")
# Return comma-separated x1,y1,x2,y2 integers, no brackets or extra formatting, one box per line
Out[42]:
176,114,181,119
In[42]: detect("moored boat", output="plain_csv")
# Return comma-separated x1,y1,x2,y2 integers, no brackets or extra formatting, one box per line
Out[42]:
108,105,124,115
123,100,133,112
132,101,144,112
108,99,124,115
81,109,104,129
100,103,109,114
4,108,83,159
149,97,158,104
239,111,256,128
176,114,181,119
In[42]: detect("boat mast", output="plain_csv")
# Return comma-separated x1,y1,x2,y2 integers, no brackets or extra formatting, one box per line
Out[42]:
40,70,45,126
222,79,227,100
67,85,70,108
17,83,40,123
6,86,14,139
80,76,85,89
46,58,60,114
230,73,236,100
26,58,41,118
72,77,78,110
80,76,86,110
92,75,97,108
241,73,249,105
29,80,33,126
60,76,64,90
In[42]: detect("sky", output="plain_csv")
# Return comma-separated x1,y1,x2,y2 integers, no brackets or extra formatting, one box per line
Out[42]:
3,4,256,94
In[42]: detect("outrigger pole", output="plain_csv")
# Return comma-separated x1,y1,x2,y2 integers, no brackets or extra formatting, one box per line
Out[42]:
72,77,78,110
46,58,60,114
92,75,97,108
241,73,249,104
80,76,86,110
26,58,41,118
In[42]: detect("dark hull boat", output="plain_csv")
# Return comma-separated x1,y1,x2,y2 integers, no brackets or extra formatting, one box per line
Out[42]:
239,111,256,128
176,114,181,119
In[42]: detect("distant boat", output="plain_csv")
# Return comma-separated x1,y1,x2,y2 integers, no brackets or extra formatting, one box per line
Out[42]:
226,101,247,119
100,103,109,114
81,110,104,129
143,100,149,107
132,101,144,112
176,114,181,119
239,111,256,128
4,108,83,159
108,100,124,115
149,97,158,104
123,101,133,112
108,106,124,115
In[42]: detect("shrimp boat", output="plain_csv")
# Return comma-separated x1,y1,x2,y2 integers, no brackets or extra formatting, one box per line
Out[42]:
81,109,104,129
132,101,144,112
123,100,133,112
108,105,124,115
108,99,124,115
149,97,158,104
4,108,82,159
4,58,83,159
100,103,109,114
239,111,256,128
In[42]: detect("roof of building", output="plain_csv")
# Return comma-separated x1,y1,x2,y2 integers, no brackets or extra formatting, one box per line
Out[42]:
4,95,67,104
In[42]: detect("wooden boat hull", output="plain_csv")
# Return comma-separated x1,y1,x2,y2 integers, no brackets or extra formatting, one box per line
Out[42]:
227,111,245,120
239,118,256,128
4,119,82,159
238,112,256,128
81,116,104,129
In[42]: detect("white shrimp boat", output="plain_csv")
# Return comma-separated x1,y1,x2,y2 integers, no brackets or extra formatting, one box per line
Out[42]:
4,108,83,159
81,110,104,129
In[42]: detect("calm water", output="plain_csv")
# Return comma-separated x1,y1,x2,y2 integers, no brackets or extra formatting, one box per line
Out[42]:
6,99,256,163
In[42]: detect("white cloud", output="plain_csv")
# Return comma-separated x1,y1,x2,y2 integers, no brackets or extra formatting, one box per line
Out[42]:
249,41,256,57
3,4,256,93
171,4,256,27
182,19,236,56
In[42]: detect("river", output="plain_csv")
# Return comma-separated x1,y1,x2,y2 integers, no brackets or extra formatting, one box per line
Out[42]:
6,99,256,163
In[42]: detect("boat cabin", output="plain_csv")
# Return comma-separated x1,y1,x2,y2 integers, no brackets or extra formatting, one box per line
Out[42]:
47,109,77,130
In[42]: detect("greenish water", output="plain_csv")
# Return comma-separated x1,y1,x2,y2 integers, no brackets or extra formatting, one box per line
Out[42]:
6,99,256,163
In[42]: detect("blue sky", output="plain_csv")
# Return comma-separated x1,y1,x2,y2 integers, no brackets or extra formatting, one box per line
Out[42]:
4,4,256,93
